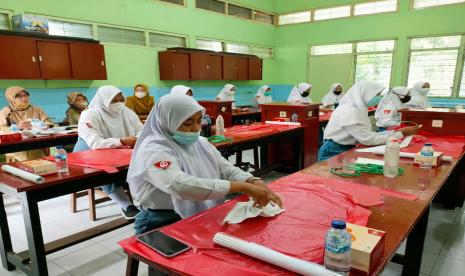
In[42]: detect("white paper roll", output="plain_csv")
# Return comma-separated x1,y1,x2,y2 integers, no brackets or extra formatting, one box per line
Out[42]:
1,165,45,184
213,232,340,276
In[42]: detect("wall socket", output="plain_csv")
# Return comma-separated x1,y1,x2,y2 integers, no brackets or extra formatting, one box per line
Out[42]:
432,120,443,128
279,111,287,117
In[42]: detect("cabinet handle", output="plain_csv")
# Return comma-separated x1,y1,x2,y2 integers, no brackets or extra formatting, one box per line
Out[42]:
101,60,105,66
32,56,36,63
39,56,43,62
207,65,210,70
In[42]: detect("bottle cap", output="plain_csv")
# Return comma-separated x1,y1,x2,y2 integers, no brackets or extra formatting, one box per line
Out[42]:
56,146,64,149
425,143,432,146
331,219,346,229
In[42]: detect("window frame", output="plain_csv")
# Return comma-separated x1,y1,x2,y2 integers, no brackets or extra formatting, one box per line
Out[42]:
410,0,465,10
156,0,186,7
313,5,352,21
353,0,399,17
195,0,226,14
195,37,274,58
0,10,12,31
277,11,312,26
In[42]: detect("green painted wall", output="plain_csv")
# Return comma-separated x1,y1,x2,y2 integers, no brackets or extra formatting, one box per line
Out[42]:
274,0,465,101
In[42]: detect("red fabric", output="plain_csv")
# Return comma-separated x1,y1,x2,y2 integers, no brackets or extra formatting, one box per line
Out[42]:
224,123,298,139
119,180,371,275
400,131,465,159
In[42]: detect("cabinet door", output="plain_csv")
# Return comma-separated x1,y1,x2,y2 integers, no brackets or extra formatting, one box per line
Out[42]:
223,56,237,80
159,51,190,80
36,41,72,79
248,58,262,80
190,52,209,80
208,55,222,80
69,42,107,80
237,58,249,80
0,36,41,79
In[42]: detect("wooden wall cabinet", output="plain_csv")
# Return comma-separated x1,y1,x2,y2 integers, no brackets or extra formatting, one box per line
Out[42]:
248,58,262,80
190,52,222,80
69,42,107,80
158,51,190,80
0,36,41,79
36,40,72,79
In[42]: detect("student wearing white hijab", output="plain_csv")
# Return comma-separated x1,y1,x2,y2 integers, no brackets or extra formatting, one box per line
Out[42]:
127,93,282,234
287,82,313,104
252,85,272,106
170,85,193,97
216,84,236,109
321,83,344,109
375,86,411,131
76,85,144,219
404,81,431,109
318,80,419,161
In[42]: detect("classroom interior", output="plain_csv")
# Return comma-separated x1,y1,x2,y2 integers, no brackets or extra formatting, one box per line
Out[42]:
1,0,465,275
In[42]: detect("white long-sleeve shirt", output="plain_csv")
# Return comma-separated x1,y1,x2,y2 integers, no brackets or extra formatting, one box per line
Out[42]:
327,123,403,146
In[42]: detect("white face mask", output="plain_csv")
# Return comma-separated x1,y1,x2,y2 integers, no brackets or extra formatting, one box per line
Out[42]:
419,88,430,95
135,92,146,99
109,102,125,113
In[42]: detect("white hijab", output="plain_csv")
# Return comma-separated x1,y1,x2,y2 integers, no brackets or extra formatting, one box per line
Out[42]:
405,81,431,109
254,85,272,105
321,83,343,107
170,85,191,96
127,94,225,218
287,82,313,103
325,80,385,137
217,84,235,101
81,85,140,138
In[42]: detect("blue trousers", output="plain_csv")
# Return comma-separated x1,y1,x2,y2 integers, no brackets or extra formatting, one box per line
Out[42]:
134,209,181,235
317,140,355,161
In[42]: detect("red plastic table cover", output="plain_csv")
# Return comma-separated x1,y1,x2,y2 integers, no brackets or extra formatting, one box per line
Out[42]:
119,178,371,275
45,149,133,173
319,111,332,122
400,131,465,159
224,123,299,139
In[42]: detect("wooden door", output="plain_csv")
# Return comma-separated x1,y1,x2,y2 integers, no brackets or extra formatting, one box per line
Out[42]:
159,51,190,80
36,41,72,79
208,55,222,80
237,58,249,80
222,56,237,80
69,42,107,80
190,52,209,80
0,36,41,79
248,58,262,80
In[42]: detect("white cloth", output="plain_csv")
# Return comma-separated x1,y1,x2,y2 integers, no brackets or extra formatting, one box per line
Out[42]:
375,87,409,128
321,83,343,108
287,83,313,104
170,85,191,96
127,93,252,218
405,81,431,109
324,80,403,146
217,84,236,108
253,85,272,105
222,198,285,224
78,85,143,149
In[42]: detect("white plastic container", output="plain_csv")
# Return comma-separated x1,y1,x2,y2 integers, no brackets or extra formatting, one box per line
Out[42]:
383,138,400,178
216,115,225,137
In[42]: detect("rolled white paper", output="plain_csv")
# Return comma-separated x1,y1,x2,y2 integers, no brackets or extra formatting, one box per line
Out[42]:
213,232,340,276
1,165,45,184
265,121,301,126
356,148,453,162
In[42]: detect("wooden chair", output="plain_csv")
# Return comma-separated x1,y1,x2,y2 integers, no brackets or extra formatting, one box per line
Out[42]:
235,146,260,172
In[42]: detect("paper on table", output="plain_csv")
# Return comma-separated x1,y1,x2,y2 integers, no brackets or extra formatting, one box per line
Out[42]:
222,198,285,224
356,135,413,154
1,165,45,184
355,157,385,166
213,232,340,276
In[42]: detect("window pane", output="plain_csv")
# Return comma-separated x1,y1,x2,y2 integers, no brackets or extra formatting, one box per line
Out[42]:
196,0,226,14
196,39,223,52
356,40,395,52
254,11,274,25
460,60,465,97
97,26,145,46
48,19,93,39
149,33,186,48
314,6,351,21
226,43,251,54
228,4,252,19
413,0,465,9
159,0,184,5
354,0,397,16
407,50,458,97
251,46,273,58
311,43,353,55
278,11,311,25
411,35,461,49
355,53,393,88
0,13,9,30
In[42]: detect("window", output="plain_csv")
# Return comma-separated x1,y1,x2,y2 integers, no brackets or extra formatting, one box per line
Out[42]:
254,11,274,25
97,26,145,46
196,0,226,14
149,32,186,48
356,40,395,52
226,43,251,54
159,0,184,5
311,43,352,56
228,4,252,19
48,19,93,39
251,46,273,58
354,0,397,16
460,59,465,97
355,40,395,88
278,11,311,25
412,0,465,9
196,39,223,52
314,6,351,21
0,13,9,30
407,35,461,97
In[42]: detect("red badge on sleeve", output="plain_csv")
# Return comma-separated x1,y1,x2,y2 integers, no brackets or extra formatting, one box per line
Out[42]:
383,109,392,115
154,161,171,170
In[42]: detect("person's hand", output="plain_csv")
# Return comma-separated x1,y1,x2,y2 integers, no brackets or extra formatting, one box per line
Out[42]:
18,121,32,130
120,136,137,147
244,184,282,208
399,125,420,136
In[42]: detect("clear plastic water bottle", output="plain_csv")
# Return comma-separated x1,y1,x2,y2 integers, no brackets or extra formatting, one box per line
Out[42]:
54,146,69,173
324,219,351,275
291,112,299,122
384,138,400,178
420,143,434,169
216,115,225,137
9,124,19,132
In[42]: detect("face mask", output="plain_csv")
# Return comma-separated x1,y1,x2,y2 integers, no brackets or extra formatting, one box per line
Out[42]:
76,101,88,110
366,95,382,107
173,130,200,145
263,91,272,97
333,91,342,96
16,102,30,110
419,88,430,95
400,95,411,104
135,92,146,99
300,91,310,98
109,102,125,113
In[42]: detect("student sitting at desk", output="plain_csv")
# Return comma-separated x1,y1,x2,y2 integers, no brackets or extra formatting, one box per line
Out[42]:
287,83,313,104
252,85,272,106
321,83,344,109
125,83,155,120
0,86,53,162
65,92,88,125
216,84,236,109
318,80,420,161
77,85,143,219
404,81,431,109
127,93,282,234
375,87,411,131
170,85,193,96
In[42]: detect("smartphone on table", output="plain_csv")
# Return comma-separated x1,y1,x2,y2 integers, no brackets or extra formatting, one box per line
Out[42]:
137,230,190,258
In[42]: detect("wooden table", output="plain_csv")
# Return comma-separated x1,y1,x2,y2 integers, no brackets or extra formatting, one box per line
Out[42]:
0,133,78,154
231,108,261,125
0,163,131,276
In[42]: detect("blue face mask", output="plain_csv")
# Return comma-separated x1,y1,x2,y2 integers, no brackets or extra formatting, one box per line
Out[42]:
173,130,200,145
263,91,272,97
366,95,382,107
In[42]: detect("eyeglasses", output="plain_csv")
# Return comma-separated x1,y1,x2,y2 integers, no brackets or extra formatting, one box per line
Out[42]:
15,92,30,99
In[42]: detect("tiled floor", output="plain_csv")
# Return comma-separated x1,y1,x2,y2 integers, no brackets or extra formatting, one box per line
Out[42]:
1,150,464,276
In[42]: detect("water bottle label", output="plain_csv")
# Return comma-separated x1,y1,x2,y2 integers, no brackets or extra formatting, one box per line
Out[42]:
55,154,67,160
325,243,350,254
